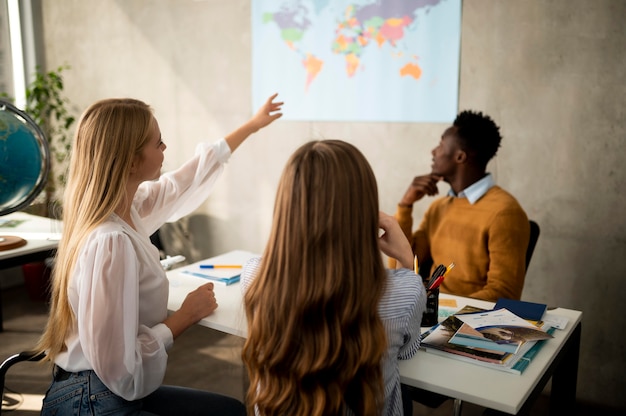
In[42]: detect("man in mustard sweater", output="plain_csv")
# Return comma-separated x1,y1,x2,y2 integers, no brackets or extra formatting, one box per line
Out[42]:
394,110,530,301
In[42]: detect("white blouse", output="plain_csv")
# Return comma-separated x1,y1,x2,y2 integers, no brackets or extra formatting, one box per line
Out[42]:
55,139,231,401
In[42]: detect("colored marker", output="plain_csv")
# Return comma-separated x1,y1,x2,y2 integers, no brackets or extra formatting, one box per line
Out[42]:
199,264,242,269
427,264,446,287
427,274,445,291
432,264,446,278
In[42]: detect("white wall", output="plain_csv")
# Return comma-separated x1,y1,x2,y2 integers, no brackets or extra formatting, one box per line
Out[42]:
34,0,626,410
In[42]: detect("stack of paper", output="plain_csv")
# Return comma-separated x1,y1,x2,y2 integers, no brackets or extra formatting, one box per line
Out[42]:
420,305,554,375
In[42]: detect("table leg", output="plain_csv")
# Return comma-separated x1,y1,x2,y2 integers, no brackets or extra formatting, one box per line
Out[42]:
550,322,581,414
453,398,463,416
480,321,582,416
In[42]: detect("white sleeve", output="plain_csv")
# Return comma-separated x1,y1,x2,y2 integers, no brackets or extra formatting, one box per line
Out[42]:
75,232,171,400
134,139,232,235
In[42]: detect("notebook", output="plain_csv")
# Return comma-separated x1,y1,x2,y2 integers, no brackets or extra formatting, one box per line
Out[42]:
493,298,547,321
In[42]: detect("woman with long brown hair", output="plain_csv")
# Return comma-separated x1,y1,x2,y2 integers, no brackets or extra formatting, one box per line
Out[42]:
242,139,427,415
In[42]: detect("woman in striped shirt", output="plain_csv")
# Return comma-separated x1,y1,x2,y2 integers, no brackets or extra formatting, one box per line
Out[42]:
241,139,427,416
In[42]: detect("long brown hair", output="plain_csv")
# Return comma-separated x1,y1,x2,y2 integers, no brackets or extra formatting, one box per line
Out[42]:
242,140,387,415
36,98,154,361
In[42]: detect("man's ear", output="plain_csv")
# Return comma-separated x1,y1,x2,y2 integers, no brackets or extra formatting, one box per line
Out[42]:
455,149,467,164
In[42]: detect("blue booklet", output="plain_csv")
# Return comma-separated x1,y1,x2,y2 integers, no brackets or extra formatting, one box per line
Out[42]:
181,270,241,286
494,298,547,321
510,326,557,373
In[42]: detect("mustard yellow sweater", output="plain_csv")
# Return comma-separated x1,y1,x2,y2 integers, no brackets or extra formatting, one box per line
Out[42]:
394,186,530,302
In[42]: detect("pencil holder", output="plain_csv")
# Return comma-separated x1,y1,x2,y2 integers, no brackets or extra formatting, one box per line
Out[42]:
421,288,439,327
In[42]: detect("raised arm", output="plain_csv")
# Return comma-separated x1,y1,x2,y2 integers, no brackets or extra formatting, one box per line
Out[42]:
224,93,284,153
378,211,414,269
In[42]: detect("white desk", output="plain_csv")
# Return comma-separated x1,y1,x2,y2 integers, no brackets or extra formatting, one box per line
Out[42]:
0,212,62,267
399,296,582,415
0,212,62,331
166,251,582,415
167,250,253,337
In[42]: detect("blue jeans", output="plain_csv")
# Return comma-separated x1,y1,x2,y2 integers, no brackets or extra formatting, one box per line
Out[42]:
41,367,246,416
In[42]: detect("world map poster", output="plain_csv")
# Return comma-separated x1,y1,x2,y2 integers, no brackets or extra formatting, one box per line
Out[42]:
252,0,461,122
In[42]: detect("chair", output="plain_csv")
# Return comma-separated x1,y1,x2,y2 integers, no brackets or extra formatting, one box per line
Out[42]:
403,220,541,415
150,228,166,259
526,220,540,272
0,351,46,415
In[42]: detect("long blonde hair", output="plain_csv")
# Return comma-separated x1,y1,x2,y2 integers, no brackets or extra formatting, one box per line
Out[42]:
36,98,154,361
242,140,387,415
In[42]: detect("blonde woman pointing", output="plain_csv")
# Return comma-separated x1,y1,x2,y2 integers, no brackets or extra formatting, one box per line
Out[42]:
36,94,282,415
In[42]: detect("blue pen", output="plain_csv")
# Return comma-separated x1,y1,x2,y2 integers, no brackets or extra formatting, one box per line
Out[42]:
199,264,242,269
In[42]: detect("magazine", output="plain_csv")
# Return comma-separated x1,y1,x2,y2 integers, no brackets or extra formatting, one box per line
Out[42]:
420,305,554,374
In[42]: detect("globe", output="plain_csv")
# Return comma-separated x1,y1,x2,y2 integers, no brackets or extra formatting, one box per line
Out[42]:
0,100,50,250
0,100,50,216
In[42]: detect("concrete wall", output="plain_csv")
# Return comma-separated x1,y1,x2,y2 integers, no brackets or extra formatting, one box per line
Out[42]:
34,0,626,410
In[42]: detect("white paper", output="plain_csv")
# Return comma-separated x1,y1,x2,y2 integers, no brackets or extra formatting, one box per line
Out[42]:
456,308,538,329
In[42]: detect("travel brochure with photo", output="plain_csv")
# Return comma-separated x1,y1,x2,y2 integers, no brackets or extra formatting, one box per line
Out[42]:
420,305,554,374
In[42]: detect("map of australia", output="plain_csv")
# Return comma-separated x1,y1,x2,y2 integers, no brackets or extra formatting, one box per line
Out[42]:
252,0,461,122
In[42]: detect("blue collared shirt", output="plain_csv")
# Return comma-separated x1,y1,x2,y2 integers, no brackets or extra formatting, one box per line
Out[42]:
447,173,495,204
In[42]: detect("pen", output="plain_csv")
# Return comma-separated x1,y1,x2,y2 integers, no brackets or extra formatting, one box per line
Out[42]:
427,262,455,291
426,262,454,288
432,264,446,278
427,274,445,291
428,276,445,291
426,264,446,287
199,264,242,269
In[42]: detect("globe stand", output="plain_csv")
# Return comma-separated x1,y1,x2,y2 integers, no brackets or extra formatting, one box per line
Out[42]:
0,235,28,251
0,100,50,253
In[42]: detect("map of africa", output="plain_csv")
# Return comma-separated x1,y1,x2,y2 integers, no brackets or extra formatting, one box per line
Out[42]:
252,0,461,122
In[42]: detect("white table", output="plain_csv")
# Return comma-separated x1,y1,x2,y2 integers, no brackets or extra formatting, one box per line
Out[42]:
0,212,62,266
0,212,62,331
399,296,582,415
167,250,253,337
166,250,582,415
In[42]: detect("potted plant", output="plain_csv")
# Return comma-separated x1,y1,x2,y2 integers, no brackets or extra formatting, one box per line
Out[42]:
23,64,76,218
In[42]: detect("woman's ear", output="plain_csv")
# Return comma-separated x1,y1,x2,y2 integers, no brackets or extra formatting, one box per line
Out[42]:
129,155,140,174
